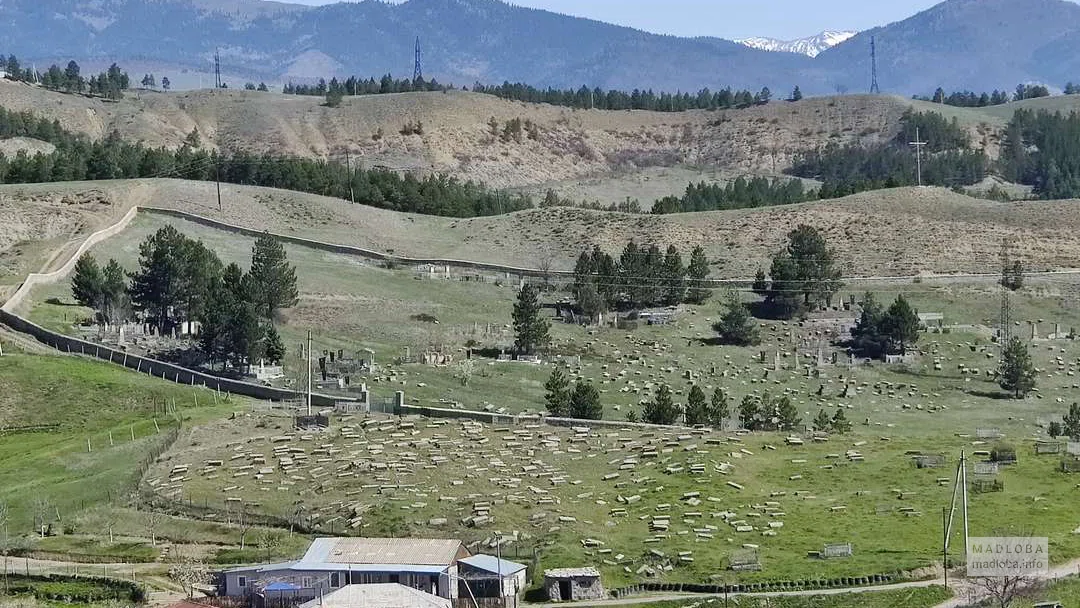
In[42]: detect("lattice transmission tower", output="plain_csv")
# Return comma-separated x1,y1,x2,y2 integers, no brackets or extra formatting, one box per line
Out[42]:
870,36,880,94
413,37,423,81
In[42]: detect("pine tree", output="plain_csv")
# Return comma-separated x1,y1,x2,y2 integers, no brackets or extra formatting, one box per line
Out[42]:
1048,421,1063,438
685,246,710,304
129,225,188,333
767,251,802,318
715,291,760,346
263,325,286,363
543,368,571,417
248,232,298,320
751,268,768,295
661,245,686,305
684,385,708,426
882,295,920,355
708,387,730,429
790,86,803,102
831,408,852,434
739,394,761,430
71,253,102,308
813,408,831,432
642,384,681,426
1063,402,1080,440
999,337,1037,398
775,395,801,431
99,258,130,324
568,381,603,420
512,283,550,355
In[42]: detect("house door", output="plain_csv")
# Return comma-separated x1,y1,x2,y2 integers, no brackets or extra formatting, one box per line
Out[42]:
559,580,572,600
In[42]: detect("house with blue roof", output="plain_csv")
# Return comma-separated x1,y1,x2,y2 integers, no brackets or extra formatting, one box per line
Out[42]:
223,537,469,601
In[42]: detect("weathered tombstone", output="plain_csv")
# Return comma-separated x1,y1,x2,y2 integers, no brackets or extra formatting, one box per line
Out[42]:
823,543,853,559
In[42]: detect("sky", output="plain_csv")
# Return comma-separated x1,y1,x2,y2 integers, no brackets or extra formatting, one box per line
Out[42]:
281,0,955,40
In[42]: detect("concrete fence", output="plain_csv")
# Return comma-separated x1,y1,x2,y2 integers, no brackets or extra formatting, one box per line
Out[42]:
0,307,351,407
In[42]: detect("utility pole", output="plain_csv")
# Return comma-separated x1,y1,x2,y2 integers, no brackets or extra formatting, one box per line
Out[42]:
345,150,355,204
909,126,927,186
306,330,312,416
215,157,223,213
960,450,969,562
999,238,1014,356
942,506,948,589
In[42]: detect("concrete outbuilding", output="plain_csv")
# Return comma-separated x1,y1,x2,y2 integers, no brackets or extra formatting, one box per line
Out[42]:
543,567,604,602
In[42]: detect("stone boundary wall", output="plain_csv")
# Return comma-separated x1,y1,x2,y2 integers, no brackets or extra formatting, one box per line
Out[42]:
0,308,351,407
1,205,140,313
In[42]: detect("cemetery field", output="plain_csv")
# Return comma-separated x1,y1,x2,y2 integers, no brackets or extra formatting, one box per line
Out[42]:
149,406,1080,590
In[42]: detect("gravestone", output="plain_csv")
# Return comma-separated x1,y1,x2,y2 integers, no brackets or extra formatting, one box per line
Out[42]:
822,543,853,559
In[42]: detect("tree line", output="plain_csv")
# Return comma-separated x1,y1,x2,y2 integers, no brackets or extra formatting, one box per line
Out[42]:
1000,108,1080,199
2,54,132,100
71,226,296,373
0,106,531,217
571,242,711,319
470,82,773,112
915,88,1011,107
283,74,450,97
651,177,813,214
787,110,990,197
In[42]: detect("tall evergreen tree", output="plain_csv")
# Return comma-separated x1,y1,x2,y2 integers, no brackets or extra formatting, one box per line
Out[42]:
715,291,760,346
882,295,920,355
512,284,550,355
813,408,832,432
999,337,1037,398
708,387,730,429
248,232,298,320
738,394,761,430
767,251,802,319
263,325,286,364
684,385,708,426
831,408,852,434
99,258,130,324
129,225,188,333
543,368,572,417
1063,402,1080,440
71,253,102,308
774,395,801,431
568,381,603,420
685,246,710,304
642,384,681,426
661,245,686,306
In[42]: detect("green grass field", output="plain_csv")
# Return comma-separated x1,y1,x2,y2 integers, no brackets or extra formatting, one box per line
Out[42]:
630,586,951,608
0,351,242,534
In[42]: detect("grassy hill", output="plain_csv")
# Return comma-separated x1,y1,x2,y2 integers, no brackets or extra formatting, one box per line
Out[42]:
0,83,917,197
3,180,1080,291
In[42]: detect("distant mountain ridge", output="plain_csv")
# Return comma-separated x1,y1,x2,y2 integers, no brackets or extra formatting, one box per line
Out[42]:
736,31,857,58
2,0,1080,95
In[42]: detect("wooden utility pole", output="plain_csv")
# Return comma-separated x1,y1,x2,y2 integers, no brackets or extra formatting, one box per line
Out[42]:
215,158,223,213
345,150,355,204
306,330,312,416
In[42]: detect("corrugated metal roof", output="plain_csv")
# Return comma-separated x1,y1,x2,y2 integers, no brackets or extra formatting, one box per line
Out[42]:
298,584,450,608
302,537,463,567
459,555,527,575
225,561,299,574
544,567,601,578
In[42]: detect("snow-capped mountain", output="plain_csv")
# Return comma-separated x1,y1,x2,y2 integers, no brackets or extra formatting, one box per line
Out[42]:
736,30,857,58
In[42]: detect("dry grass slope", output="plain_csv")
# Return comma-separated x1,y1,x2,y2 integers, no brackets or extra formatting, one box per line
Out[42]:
2,180,1080,285
0,82,913,190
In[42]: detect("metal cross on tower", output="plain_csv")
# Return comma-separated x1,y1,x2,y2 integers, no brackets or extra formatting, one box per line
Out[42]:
413,37,423,81
909,127,927,186
870,36,880,94
214,49,222,89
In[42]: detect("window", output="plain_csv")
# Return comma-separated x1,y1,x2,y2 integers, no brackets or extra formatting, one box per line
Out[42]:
330,573,341,588
237,576,247,589
301,577,313,589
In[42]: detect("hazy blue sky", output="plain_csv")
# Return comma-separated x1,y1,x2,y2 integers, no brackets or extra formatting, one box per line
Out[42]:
284,0,958,40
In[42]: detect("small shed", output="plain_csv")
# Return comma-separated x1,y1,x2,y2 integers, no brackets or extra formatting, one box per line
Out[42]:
457,555,527,599
543,567,604,602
